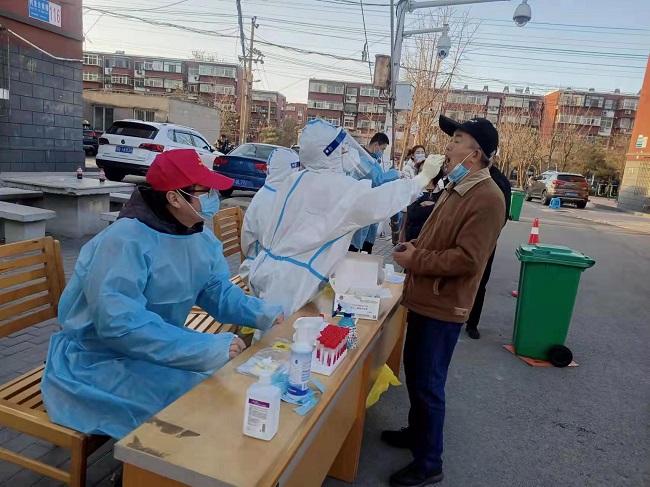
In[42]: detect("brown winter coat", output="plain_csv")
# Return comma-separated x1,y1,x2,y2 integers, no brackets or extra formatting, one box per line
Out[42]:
401,167,506,323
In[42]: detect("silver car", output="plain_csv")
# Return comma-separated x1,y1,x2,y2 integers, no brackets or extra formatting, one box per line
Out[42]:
525,171,589,209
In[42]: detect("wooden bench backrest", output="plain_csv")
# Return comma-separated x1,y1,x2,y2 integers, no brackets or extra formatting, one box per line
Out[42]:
213,207,244,262
0,237,65,339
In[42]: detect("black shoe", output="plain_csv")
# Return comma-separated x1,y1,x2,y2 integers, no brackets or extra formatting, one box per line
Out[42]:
466,326,480,339
390,462,444,487
381,427,413,449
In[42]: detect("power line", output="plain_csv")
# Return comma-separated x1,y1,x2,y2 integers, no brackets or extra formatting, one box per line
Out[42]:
359,0,374,82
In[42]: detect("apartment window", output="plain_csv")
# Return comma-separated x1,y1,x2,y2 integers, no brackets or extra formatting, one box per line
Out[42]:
584,95,604,108
134,61,144,71
133,109,155,122
346,87,358,96
164,79,183,90
360,86,380,97
83,54,101,66
163,61,182,73
307,115,318,122
557,114,601,126
199,84,235,95
357,120,371,129
618,118,633,129
113,57,130,69
600,118,613,130
504,97,525,108
324,117,340,125
358,103,386,114
219,103,236,112
144,78,164,88
343,116,355,129
309,82,344,94
188,84,198,92
83,72,100,82
446,93,488,105
486,114,499,124
134,79,144,88
604,99,615,110
93,106,114,132
619,98,639,111
307,100,344,111
253,92,278,102
144,60,164,71
111,75,130,85
286,105,296,111
560,93,584,107
487,98,501,107
198,65,237,78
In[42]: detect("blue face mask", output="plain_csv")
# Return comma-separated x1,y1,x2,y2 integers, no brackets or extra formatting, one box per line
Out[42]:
179,189,221,220
447,151,476,183
414,153,426,162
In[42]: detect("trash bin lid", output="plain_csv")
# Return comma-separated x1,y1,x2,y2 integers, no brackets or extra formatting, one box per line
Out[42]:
516,243,595,268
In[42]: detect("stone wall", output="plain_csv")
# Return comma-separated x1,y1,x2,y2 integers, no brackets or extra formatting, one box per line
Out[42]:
618,159,650,213
0,43,84,172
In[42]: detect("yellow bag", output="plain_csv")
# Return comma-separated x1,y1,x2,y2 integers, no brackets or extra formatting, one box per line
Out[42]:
366,364,401,408
240,326,256,335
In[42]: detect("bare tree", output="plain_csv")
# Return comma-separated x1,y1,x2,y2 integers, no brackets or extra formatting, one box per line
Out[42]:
398,8,479,167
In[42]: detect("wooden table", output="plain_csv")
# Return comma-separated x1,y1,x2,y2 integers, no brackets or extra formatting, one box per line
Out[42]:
0,175,133,238
114,282,407,487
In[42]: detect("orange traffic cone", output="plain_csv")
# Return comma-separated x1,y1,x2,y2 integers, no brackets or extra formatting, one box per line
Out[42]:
528,218,540,244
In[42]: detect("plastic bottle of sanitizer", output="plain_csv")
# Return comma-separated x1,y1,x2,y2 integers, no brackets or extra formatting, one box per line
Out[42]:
243,363,281,441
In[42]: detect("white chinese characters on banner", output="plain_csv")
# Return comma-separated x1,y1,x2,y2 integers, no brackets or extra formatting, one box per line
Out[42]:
28,0,62,28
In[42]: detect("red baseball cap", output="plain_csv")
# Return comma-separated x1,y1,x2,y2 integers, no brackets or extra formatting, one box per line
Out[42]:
146,149,234,191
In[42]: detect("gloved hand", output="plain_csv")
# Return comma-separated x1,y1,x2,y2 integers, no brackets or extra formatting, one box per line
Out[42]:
413,154,446,188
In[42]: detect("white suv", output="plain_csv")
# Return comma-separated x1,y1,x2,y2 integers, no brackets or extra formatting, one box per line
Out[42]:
97,120,222,181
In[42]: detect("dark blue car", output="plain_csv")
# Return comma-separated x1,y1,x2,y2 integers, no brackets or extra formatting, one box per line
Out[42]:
213,143,294,196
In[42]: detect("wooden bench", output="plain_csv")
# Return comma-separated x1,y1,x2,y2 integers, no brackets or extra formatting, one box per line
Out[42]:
0,188,44,204
100,211,119,224
0,202,55,243
0,237,239,485
109,192,131,212
213,206,249,293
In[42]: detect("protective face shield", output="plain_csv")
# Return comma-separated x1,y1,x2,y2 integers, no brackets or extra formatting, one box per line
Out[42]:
178,189,221,219
298,119,346,173
265,147,301,189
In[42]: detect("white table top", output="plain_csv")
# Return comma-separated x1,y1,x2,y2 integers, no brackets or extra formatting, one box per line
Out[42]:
1,175,134,196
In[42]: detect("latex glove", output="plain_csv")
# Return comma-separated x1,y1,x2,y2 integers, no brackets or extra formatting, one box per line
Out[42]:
229,336,246,359
413,155,445,188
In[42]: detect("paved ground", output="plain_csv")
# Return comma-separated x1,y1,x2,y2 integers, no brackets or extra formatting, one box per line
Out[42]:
1,200,648,486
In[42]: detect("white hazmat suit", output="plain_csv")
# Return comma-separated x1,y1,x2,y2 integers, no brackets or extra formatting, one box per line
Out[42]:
248,119,443,316
240,147,300,279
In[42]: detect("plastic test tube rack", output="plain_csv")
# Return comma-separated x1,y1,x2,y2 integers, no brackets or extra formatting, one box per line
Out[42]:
311,325,349,376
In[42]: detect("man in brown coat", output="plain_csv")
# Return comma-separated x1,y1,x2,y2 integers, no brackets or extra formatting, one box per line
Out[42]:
385,116,506,487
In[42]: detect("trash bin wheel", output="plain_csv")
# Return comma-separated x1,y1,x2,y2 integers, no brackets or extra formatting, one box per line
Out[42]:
548,345,573,367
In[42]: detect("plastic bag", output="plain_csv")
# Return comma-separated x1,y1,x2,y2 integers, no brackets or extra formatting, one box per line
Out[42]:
366,364,401,408
236,339,292,378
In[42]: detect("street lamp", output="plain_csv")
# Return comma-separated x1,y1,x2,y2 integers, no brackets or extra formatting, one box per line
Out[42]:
385,0,533,161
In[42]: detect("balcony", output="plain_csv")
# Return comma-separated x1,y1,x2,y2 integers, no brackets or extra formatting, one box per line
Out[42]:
344,103,358,115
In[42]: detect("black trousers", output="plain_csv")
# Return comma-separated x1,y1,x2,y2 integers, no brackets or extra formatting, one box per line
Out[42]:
466,247,496,330
348,241,374,254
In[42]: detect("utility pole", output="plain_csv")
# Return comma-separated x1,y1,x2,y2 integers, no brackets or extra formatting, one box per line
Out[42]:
240,16,257,144
267,98,271,126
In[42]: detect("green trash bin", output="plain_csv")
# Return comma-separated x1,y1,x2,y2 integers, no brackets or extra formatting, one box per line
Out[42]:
510,190,525,221
513,244,595,364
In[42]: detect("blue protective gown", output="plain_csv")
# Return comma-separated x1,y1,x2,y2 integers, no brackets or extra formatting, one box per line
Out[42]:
41,216,282,440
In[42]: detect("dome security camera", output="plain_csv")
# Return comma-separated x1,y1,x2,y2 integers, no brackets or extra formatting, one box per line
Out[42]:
513,0,532,27
437,33,451,59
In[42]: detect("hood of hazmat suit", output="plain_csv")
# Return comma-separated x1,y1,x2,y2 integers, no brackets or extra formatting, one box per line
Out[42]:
41,189,283,439
248,119,423,316
240,147,300,279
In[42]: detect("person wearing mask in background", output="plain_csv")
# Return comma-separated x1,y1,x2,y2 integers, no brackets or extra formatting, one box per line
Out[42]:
402,145,427,180
465,154,511,339
248,119,444,317
41,149,284,441
216,134,230,154
349,132,400,253
240,147,300,281
385,116,505,487
399,167,445,243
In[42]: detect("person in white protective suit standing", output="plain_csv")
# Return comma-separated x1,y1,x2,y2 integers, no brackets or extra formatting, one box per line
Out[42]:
248,119,444,316
239,147,300,280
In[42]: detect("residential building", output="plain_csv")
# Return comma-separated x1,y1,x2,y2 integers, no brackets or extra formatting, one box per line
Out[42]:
618,57,650,213
285,102,307,126
442,86,544,127
82,51,242,136
307,79,388,144
249,90,286,140
83,91,221,145
1,1,85,172
541,88,639,148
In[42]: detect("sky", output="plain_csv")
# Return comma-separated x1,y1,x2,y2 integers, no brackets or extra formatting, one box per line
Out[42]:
81,0,650,103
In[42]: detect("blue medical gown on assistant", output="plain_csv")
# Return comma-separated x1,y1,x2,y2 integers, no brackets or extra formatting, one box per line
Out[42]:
351,161,401,249
41,218,282,439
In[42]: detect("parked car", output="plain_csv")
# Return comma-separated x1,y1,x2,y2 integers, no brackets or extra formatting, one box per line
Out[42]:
213,143,296,196
83,127,99,156
96,120,222,181
525,171,589,208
